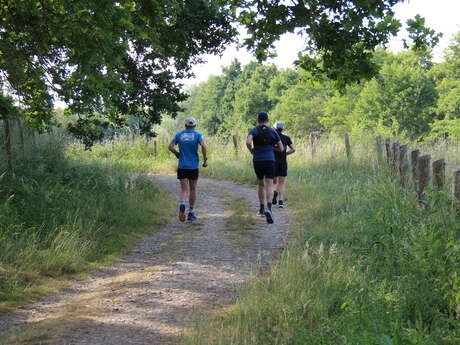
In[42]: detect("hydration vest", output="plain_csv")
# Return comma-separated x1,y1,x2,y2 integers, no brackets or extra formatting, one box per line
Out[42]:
253,125,274,146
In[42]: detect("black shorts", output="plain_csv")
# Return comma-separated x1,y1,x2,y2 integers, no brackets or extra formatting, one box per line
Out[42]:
177,169,199,180
275,161,288,177
253,160,275,180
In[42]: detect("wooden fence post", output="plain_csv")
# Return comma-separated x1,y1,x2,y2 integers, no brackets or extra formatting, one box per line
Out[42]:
344,133,352,162
399,144,409,188
153,140,157,157
453,170,460,212
1,115,14,177
411,149,420,190
391,141,400,176
384,138,391,165
375,136,383,163
310,132,317,160
416,154,431,200
432,159,446,190
232,134,238,156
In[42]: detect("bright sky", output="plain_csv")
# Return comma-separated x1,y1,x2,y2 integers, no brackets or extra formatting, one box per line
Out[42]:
184,0,460,87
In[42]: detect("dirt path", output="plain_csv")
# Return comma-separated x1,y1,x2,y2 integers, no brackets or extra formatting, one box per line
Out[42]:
0,175,290,345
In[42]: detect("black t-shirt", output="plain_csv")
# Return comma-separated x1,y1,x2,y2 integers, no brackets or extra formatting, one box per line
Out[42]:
274,132,292,163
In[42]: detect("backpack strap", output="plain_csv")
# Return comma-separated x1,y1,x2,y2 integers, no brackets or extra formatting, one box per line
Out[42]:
253,125,273,146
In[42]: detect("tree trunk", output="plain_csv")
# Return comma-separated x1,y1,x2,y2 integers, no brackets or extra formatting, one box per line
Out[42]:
2,115,14,176
17,118,25,156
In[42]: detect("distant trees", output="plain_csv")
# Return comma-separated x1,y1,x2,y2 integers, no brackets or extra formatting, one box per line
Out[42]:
350,50,439,139
178,32,460,141
428,33,460,139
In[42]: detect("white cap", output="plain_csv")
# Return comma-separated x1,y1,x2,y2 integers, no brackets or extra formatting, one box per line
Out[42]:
274,122,285,129
185,117,197,126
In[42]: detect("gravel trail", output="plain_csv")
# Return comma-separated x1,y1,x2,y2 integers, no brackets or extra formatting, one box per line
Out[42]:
0,174,290,345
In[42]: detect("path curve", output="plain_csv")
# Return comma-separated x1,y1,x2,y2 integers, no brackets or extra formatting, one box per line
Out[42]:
0,175,290,345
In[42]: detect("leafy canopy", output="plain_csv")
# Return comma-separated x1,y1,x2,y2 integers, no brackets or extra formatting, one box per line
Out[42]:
231,0,440,89
0,0,236,144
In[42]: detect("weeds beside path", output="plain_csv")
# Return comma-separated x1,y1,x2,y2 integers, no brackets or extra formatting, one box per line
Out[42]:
0,175,290,345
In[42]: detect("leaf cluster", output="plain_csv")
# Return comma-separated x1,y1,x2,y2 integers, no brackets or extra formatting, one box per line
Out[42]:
232,0,404,88
0,0,236,144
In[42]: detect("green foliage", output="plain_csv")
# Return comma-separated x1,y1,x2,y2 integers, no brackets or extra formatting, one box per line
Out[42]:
433,33,460,123
0,0,236,143
232,64,279,130
179,35,460,140
428,118,460,140
0,135,173,308
405,15,443,52
350,51,439,139
271,81,332,133
0,95,22,120
320,84,363,133
231,0,407,88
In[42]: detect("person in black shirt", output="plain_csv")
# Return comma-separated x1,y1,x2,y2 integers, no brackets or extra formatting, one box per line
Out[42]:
273,122,295,208
246,112,283,224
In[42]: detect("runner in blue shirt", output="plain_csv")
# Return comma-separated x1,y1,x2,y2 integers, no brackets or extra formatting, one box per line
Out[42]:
168,117,208,222
246,112,284,224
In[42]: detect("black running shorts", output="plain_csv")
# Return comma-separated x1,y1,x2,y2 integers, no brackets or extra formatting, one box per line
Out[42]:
177,169,199,180
275,161,288,177
253,160,275,180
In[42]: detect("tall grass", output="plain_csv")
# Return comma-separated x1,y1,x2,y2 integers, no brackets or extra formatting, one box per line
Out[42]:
183,134,460,344
68,135,177,173
0,133,174,309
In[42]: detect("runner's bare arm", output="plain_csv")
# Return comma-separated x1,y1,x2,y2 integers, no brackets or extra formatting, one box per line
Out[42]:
199,140,208,167
287,143,296,155
246,134,254,154
274,140,284,152
168,141,180,158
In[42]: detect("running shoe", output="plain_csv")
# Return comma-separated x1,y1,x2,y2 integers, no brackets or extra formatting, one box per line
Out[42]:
272,191,278,205
264,209,274,224
187,213,198,221
178,204,186,222
278,200,285,208
257,206,265,217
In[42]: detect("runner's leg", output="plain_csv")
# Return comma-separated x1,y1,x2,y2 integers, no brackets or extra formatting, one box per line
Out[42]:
263,177,275,224
264,178,274,210
278,176,286,202
257,179,266,206
178,178,188,222
187,178,198,221
189,179,197,208
179,179,189,201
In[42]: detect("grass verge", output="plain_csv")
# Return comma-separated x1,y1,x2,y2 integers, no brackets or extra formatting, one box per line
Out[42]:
182,137,460,345
0,137,174,311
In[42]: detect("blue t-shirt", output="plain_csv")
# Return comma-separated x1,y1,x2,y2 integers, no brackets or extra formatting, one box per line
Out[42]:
248,126,281,162
172,129,204,169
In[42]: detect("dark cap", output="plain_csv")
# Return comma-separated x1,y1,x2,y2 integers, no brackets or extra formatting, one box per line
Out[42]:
257,112,269,122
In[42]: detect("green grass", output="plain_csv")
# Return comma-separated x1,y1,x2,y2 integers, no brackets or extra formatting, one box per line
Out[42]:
41,132,460,344
181,135,460,345
67,135,177,173
0,135,174,310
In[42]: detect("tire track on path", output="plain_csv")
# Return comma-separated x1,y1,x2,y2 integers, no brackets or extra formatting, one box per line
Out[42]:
0,175,290,345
